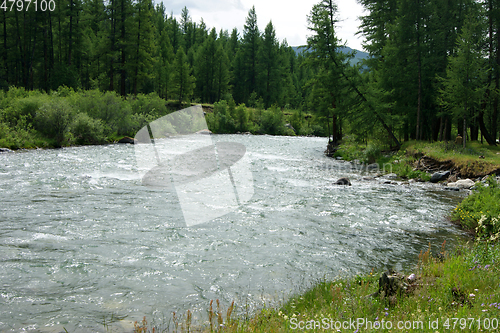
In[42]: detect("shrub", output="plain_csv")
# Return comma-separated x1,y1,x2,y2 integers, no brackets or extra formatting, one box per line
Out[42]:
452,177,500,240
289,110,303,135
212,100,235,133
260,105,285,135
35,99,73,146
70,112,106,145
128,93,168,116
235,104,249,132
2,94,48,127
363,143,381,164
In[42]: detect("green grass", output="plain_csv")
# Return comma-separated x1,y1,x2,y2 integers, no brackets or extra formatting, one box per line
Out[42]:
334,139,500,180
451,177,500,241
403,141,500,177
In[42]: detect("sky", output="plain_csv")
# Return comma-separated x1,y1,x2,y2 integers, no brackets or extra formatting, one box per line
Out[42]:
161,0,367,51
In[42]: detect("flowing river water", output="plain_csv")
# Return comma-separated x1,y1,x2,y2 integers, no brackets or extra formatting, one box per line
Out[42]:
0,135,467,332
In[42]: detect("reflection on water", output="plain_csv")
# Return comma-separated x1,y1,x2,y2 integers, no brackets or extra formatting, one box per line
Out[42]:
0,135,466,332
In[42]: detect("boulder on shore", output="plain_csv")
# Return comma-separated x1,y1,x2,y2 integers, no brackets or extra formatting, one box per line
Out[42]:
378,270,408,298
430,170,451,183
334,177,351,186
0,148,12,153
117,137,137,144
447,179,475,189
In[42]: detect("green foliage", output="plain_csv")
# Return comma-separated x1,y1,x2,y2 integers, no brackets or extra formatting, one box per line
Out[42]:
452,177,500,241
0,88,170,149
171,47,195,103
2,93,49,127
438,12,487,135
235,104,249,132
34,99,74,146
363,143,381,164
260,105,285,135
70,113,106,145
128,93,168,117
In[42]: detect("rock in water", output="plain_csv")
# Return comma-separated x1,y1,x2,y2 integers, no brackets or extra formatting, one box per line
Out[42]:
430,170,451,183
447,179,475,189
334,177,351,186
117,136,137,144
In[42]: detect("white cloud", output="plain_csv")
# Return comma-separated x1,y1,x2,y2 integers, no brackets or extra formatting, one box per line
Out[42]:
161,0,366,51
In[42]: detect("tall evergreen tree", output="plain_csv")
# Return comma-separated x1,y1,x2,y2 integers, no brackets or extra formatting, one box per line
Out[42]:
258,21,280,108
171,47,195,103
439,13,489,147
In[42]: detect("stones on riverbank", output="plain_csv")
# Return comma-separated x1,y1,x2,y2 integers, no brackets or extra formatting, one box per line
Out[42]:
446,179,475,190
0,148,12,153
117,136,138,144
430,170,451,183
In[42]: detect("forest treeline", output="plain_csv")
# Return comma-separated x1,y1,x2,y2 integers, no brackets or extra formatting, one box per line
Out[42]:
1,0,500,149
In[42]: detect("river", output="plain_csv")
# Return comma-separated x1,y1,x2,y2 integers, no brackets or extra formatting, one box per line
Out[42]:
0,135,466,332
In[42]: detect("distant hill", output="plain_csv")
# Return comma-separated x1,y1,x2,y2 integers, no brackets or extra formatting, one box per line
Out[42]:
291,46,369,65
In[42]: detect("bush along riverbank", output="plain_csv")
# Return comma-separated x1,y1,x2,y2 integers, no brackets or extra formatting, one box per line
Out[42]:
130,179,500,333
0,87,329,150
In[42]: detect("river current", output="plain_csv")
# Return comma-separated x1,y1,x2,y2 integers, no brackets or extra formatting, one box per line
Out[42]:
0,135,466,332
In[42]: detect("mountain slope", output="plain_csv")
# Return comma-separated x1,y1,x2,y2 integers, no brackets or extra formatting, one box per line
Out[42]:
291,45,369,64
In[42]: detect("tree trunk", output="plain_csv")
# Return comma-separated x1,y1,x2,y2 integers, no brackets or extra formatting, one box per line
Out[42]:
133,6,141,95
463,116,466,149
120,0,126,96
68,0,73,66
3,10,8,86
478,109,497,145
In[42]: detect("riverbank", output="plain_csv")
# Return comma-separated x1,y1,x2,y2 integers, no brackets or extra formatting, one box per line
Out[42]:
132,179,500,333
0,87,322,150
333,139,500,182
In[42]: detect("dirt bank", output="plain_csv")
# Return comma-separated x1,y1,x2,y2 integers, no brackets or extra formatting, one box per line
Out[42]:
414,155,500,179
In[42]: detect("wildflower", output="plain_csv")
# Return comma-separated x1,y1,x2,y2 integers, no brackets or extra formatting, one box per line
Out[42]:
484,265,490,270
469,293,475,298
385,312,388,316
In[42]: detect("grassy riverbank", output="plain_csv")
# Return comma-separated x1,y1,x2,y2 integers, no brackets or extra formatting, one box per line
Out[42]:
333,138,500,180
0,87,326,150
132,178,500,333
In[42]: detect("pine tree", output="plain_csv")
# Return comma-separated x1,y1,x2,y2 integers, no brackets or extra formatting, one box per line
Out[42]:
171,47,195,103
439,13,488,147
258,21,280,108
305,0,349,144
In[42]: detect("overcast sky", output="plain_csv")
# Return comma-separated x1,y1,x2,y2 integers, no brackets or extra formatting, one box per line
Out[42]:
160,0,367,51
